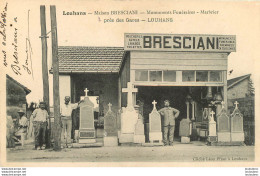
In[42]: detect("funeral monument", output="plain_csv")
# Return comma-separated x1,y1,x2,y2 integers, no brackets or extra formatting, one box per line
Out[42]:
179,101,192,143
217,101,231,142
104,103,118,146
78,88,96,144
231,101,245,143
149,100,163,143
133,106,145,144
119,82,139,143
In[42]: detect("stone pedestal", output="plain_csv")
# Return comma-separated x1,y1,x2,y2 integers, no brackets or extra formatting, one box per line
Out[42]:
181,136,190,143
133,119,145,144
104,136,118,147
119,107,138,143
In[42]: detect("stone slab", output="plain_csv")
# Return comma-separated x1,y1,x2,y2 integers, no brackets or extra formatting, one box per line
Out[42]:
119,133,134,143
72,142,102,148
134,135,145,144
208,136,217,142
217,132,231,142
149,132,162,142
231,132,244,142
104,136,118,147
78,138,96,144
181,136,190,143
209,122,217,136
199,130,208,137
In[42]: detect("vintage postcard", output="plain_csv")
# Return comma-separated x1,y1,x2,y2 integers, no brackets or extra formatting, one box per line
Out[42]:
0,0,259,167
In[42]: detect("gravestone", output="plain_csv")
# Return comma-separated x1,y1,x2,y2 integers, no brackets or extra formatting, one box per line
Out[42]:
104,103,118,146
119,82,139,143
179,118,192,143
231,101,244,142
217,101,231,142
78,88,96,144
208,111,217,142
149,100,163,142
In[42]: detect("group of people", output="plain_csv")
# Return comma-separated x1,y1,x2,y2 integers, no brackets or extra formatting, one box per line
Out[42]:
7,97,180,149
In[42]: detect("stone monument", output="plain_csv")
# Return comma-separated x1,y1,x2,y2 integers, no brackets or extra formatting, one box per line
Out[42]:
78,88,96,144
133,106,145,144
104,103,118,146
208,110,217,142
149,100,163,143
231,101,244,143
179,101,192,143
119,82,139,143
217,101,231,142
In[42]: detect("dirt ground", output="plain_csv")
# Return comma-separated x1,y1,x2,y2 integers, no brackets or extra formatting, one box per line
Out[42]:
6,140,254,163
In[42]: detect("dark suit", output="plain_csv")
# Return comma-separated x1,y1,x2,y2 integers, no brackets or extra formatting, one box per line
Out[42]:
158,107,180,144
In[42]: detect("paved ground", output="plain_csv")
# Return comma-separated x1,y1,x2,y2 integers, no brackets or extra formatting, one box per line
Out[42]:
6,140,254,162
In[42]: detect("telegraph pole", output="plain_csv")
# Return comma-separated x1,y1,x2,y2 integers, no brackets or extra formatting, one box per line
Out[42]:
40,5,51,148
50,5,61,151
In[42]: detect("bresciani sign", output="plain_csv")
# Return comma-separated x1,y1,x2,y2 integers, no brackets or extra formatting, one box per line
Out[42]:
124,33,236,52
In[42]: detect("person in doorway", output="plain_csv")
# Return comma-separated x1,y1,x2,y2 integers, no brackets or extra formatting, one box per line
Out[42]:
60,96,82,148
32,102,49,150
16,109,28,133
158,100,180,146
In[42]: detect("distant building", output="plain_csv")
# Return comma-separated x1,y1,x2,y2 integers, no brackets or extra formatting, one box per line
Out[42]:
6,74,31,120
227,74,254,100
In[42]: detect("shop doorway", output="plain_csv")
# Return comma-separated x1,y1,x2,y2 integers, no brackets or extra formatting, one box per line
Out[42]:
136,86,190,137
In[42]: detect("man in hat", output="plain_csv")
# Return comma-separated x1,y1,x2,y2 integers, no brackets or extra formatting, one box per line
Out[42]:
32,102,49,150
60,96,82,148
17,109,28,131
158,100,180,146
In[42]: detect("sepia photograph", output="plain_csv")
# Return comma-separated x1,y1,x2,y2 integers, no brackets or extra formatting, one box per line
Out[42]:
0,0,259,169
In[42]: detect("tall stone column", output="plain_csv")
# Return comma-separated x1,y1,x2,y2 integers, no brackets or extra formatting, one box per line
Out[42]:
186,101,190,119
191,101,195,121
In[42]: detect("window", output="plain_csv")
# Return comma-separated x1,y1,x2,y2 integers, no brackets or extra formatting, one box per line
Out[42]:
182,71,195,82
210,71,222,82
196,71,208,82
163,70,176,82
149,71,162,82
135,70,148,81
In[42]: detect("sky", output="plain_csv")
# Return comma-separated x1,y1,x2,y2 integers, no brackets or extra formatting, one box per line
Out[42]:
1,0,259,105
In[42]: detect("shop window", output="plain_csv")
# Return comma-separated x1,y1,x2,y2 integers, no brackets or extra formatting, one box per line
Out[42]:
149,71,162,82
182,71,195,82
210,71,222,82
163,70,176,82
135,70,148,81
196,71,208,82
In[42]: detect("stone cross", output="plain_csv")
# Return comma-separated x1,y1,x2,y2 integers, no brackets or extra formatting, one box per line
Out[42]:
122,82,138,108
221,101,225,109
210,111,215,122
234,101,239,109
84,88,89,97
108,103,112,111
152,100,157,110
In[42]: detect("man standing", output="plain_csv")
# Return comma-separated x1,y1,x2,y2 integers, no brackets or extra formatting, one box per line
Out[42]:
60,96,81,148
158,100,180,146
32,102,49,150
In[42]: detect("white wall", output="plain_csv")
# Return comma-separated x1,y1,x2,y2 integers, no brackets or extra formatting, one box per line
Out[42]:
59,75,71,104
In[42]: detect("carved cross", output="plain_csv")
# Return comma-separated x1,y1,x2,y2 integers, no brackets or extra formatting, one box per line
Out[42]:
210,111,215,118
84,88,89,97
152,100,157,110
234,101,239,109
108,103,112,111
221,101,225,109
122,82,138,108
